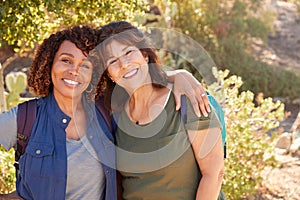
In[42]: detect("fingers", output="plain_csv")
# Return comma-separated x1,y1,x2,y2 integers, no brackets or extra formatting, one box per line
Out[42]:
198,93,210,117
171,69,211,117
174,90,182,111
194,84,210,117
202,90,211,113
186,92,201,118
198,97,208,117
175,84,211,118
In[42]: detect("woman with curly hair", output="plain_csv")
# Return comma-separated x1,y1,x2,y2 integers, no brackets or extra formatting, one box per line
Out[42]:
0,24,210,199
0,25,117,200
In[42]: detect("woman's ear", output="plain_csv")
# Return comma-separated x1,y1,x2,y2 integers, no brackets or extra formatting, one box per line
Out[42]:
108,74,115,83
142,51,149,62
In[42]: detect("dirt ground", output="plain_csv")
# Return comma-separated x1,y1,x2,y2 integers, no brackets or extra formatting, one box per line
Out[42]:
246,106,300,200
255,0,300,72
258,154,300,200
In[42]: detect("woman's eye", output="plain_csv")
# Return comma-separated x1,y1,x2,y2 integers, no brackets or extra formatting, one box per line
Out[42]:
108,59,117,65
125,50,134,55
61,58,71,64
81,64,90,69
81,61,92,69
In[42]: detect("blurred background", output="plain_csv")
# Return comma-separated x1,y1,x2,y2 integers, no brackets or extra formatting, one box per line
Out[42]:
0,0,300,199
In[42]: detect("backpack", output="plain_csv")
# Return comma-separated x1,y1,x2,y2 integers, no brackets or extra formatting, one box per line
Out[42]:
14,98,113,176
180,92,226,158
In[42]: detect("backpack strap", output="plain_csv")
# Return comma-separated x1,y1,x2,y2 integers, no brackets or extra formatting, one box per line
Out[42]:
111,112,119,133
95,98,113,133
15,99,37,162
180,95,187,123
14,99,37,178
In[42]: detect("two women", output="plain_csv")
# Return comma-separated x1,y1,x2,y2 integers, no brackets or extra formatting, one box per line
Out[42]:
0,25,210,199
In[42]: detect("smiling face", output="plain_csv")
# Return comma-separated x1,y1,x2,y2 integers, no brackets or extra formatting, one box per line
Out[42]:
51,40,93,100
106,40,151,93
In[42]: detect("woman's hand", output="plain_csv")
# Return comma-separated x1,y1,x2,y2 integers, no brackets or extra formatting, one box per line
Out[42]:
166,69,211,117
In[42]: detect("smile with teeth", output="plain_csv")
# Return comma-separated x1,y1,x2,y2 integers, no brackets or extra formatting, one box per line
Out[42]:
123,69,138,79
63,79,79,85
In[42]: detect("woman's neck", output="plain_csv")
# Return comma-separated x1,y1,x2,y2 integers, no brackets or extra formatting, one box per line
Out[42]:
130,84,155,107
127,85,170,125
54,93,83,117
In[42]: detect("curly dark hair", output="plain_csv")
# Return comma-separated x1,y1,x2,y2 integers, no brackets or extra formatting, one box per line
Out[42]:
91,20,167,112
28,25,100,101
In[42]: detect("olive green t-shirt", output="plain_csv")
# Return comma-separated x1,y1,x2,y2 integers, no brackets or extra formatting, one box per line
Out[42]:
115,93,222,200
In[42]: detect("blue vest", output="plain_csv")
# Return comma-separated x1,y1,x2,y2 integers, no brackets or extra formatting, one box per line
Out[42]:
16,93,117,200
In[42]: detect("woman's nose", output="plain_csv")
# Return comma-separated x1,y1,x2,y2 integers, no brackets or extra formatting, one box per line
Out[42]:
119,56,130,69
68,65,79,76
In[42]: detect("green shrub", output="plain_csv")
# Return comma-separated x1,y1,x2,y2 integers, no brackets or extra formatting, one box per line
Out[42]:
209,67,284,199
0,146,15,194
217,37,300,99
151,0,300,99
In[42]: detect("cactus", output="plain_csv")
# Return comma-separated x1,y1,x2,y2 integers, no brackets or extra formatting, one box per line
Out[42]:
5,71,27,109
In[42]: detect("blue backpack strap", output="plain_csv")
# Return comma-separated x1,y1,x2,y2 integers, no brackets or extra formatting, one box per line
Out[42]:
180,95,187,123
180,93,227,158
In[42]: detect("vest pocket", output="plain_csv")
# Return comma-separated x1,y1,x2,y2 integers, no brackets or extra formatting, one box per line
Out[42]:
24,142,54,177
26,142,54,157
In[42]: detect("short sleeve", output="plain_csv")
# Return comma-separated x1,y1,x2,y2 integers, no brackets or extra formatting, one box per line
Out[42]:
0,106,18,150
184,99,222,131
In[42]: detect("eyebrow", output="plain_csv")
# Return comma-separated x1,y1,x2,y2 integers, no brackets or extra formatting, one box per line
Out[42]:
59,53,74,57
59,53,89,62
122,46,131,52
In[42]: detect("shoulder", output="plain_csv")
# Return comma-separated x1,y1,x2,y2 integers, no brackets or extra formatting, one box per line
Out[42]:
0,106,18,118
0,106,18,150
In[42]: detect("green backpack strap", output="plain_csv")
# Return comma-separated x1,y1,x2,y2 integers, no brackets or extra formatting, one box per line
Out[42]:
180,92,226,158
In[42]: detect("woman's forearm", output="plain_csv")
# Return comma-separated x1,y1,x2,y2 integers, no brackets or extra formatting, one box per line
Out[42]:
196,171,224,200
187,128,224,200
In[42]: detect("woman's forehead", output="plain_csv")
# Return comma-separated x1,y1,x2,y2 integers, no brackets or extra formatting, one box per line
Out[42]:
105,40,136,57
56,40,87,59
